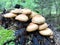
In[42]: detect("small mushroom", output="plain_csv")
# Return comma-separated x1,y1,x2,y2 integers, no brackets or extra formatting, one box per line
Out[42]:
32,15,45,24
26,23,38,32
15,14,29,22
21,8,31,15
3,13,17,18
29,11,38,18
39,28,53,36
39,23,48,30
10,9,22,14
50,35,54,39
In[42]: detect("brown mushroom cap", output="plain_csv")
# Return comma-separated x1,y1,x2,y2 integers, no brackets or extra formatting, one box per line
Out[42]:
21,8,32,15
15,14,29,22
3,13,17,18
32,15,45,24
39,28,53,36
29,11,38,18
39,23,48,30
10,9,22,14
26,23,38,32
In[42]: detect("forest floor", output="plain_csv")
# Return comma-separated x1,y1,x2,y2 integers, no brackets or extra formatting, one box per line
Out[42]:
54,31,60,45
46,19,60,45
53,27,60,45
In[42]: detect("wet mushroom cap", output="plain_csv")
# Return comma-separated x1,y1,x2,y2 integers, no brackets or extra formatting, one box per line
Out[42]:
10,9,22,14
21,8,32,15
3,13,17,18
32,15,45,24
26,23,38,32
39,23,48,30
29,11,38,18
39,28,53,36
15,14,29,22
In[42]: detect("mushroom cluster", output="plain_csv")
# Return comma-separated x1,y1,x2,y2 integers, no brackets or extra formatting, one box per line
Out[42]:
3,8,53,38
1,8,55,45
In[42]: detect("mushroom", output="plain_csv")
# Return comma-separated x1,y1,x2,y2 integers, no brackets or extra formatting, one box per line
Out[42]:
15,14,29,22
32,15,45,24
10,9,22,14
29,11,38,18
39,23,48,30
50,35,54,39
39,28,53,36
3,13,17,18
26,23,38,32
21,8,31,15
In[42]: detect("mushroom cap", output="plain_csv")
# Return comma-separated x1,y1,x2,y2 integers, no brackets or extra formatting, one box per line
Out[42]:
15,14,29,22
26,23,38,32
32,15,45,24
3,13,17,18
10,9,22,14
21,8,31,15
39,28,53,36
39,23,48,30
29,11,38,18
50,35,54,39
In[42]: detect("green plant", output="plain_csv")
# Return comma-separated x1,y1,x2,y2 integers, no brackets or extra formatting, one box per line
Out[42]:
0,26,15,45
9,42,15,45
20,0,39,11
0,0,39,13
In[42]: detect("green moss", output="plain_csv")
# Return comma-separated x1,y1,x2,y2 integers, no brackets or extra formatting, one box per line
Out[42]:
0,26,15,45
9,42,15,45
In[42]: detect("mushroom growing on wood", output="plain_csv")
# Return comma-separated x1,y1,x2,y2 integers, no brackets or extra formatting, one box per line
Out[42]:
38,23,48,30
3,13,17,18
32,15,45,24
26,23,38,32
21,8,32,15
50,35,54,39
15,14,29,22
29,11,38,18
39,28,53,36
10,9,22,14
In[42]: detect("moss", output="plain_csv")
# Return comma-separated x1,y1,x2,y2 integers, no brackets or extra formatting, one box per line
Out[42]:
9,42,15,45
0,26,15,45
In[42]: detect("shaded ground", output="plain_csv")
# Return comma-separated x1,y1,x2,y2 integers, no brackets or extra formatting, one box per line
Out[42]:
46,16,60,45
